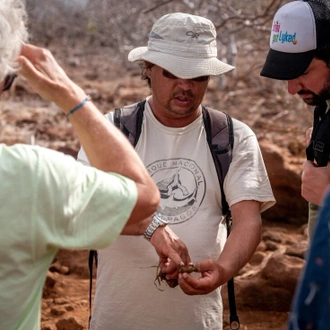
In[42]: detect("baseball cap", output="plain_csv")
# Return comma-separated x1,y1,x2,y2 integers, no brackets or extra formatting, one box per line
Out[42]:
128,12,234,79
260,0,330,80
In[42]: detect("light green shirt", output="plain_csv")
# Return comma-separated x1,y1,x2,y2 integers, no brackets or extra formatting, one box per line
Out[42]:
0,144,137,330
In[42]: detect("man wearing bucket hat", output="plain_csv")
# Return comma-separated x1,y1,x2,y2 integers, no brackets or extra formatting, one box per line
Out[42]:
260,0,330,239
79,12,275,330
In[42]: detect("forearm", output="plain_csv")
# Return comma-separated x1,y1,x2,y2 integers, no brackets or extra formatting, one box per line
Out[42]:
120,214,153,236
217,201,261,283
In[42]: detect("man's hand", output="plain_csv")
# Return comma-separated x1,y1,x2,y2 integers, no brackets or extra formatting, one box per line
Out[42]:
177,259,224,295
177,200,261,295
150,226,190,274
301,160,330,205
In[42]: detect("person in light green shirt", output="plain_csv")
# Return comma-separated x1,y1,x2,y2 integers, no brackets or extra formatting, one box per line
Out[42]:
0,1,190,329
0,144,139,330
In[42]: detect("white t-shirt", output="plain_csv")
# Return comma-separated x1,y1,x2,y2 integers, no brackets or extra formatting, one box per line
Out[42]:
0,144,137,330
78,100,275,330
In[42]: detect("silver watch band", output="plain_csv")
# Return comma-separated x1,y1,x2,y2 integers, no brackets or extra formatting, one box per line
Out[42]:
143,212,168,241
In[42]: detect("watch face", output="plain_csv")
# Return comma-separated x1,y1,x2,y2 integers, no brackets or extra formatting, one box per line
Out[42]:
155,212,168,224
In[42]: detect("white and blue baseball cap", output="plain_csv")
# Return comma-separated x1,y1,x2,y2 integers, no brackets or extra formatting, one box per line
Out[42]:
261,0,330,80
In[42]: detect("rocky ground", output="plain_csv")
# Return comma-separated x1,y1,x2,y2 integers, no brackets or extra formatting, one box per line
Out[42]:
0,38,314,330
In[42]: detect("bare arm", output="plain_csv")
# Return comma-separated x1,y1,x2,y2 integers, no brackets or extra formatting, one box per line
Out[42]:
177,200,261,295
214,200,261,281
17,44,160,233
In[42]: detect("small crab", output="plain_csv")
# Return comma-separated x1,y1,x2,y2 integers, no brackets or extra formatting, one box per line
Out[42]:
154,263,200,290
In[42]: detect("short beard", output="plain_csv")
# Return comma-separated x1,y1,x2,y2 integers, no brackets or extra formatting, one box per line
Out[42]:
300,93,324,106
166,89,197,116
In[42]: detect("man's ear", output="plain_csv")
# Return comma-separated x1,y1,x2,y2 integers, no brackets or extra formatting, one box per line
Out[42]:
144,60,154,78
145,66,152,78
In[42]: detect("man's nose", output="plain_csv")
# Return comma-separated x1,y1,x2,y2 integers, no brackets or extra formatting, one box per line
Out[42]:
177,79,193,90
287,78,302,95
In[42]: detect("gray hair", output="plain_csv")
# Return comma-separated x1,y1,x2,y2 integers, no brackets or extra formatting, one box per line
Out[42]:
0,0,28,82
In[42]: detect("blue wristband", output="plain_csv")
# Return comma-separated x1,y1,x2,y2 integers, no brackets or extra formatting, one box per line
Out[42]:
66,95,91,117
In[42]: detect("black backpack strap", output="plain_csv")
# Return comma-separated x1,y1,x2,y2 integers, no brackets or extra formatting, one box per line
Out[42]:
202,106,233,215
202,106,239,330
306,102,330,167
88,249,98,328
115,100,146,146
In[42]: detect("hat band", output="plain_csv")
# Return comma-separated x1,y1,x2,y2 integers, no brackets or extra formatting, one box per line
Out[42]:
148,39,217,58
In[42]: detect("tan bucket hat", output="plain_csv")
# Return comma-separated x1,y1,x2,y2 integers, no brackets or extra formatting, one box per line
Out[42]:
128,12,234,79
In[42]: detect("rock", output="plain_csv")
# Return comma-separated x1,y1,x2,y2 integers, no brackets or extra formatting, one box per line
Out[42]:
249,251,267,266
261,252,304,292
265,241,278,251
49,261,70,275
65,305,75,312
285,241,309,259
50,307,66,317
43,271,57,297
41,326,53,330
262,230,283,243
259,140,308,225
54,298,70,305
55,317,84,330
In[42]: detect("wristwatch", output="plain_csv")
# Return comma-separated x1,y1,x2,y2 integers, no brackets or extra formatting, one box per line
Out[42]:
143,212,168,241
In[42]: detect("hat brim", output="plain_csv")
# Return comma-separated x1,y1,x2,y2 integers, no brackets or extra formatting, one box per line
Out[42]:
260,48,315,80
128,46,234,79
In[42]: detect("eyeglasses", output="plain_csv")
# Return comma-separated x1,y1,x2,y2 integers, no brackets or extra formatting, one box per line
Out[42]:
2,74,17,92
162,69,209,82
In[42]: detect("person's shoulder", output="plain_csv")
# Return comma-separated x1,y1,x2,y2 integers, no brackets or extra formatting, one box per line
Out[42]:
0,144,56,173
0,143,40,162
5,144,77,167
230,116,249,127
231,117,255,135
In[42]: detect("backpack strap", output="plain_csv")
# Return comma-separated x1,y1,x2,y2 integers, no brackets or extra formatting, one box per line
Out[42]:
202,106,233,216
306,102,330,167
88,249,98,328
202,106,239,330
115,100,146,146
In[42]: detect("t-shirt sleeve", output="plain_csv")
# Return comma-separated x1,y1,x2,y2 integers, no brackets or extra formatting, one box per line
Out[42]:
31,146,137,255
224,119,275,212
